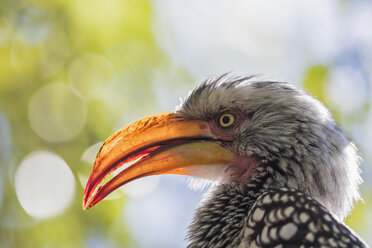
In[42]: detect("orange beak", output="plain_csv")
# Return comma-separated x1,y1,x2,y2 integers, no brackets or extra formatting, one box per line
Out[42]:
83,112,233,209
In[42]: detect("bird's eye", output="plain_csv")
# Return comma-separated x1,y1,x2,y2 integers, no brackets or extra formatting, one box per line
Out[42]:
218,113,235,128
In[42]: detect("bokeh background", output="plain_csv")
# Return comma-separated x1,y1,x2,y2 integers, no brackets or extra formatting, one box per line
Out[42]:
1,0,372,247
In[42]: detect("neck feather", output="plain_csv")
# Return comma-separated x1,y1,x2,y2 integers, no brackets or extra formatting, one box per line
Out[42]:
186,170,269,247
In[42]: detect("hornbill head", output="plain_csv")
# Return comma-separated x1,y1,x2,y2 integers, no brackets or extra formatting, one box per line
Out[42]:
83,75,362,220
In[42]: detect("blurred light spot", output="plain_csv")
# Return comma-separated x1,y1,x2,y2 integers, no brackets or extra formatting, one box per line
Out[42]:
124,176,201,248
326,66,368,114
29,83,87,142
68,53,115,100
120,176,160,198
81,142,104,164
10,9,69,78
15,151,75,219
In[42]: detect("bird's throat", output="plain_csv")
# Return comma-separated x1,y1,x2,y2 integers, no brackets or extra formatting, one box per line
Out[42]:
227,155,261,184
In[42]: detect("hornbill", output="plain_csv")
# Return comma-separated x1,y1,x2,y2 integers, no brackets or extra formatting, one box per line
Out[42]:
83,75,368,247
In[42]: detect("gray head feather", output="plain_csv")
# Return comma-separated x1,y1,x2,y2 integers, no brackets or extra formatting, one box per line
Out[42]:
176,75,362,220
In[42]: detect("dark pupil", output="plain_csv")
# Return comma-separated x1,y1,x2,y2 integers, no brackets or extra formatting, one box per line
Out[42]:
222,116,230,124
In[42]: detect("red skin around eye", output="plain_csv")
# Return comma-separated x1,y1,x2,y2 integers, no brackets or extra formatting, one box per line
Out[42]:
207,108,246,141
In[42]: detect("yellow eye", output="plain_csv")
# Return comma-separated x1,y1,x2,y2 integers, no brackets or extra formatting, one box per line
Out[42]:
219,113,235,128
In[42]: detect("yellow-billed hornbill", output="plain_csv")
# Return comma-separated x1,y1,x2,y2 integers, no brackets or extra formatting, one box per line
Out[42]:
83,75,368,247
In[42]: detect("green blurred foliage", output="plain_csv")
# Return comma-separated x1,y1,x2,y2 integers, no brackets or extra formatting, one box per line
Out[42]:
0,0,178,247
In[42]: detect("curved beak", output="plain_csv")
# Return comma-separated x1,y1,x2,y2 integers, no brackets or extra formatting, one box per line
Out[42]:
83,112,233,209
